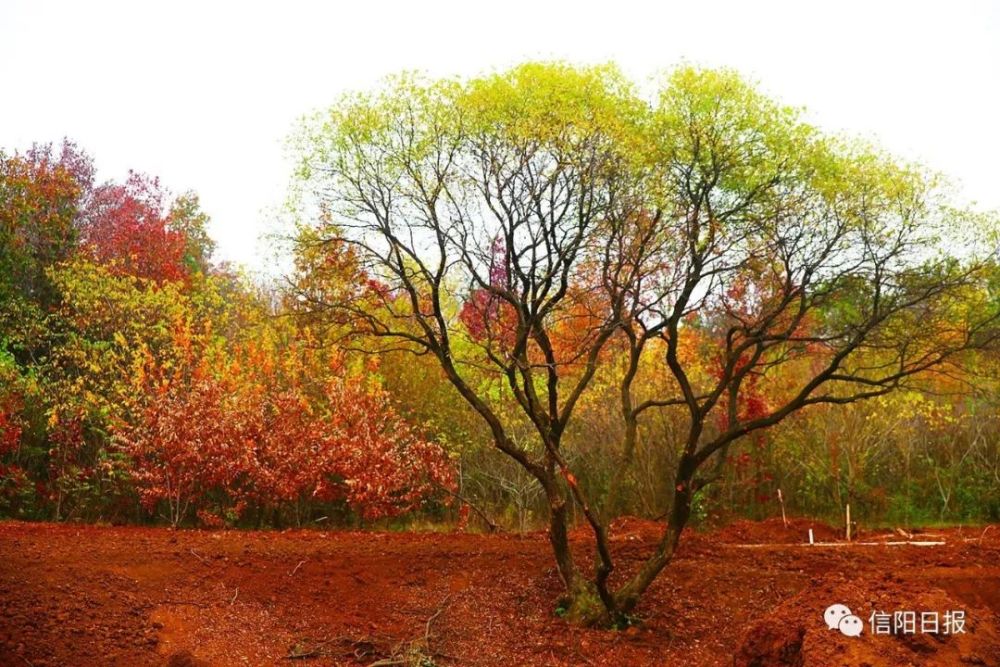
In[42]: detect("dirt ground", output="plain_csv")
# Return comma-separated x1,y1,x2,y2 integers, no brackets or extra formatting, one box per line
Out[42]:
1,518,999,666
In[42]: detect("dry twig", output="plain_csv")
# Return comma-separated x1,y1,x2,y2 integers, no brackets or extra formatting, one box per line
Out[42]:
284,595,454,665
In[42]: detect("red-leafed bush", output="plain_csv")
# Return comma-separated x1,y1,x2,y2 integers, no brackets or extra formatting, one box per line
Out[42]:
119,327,454,526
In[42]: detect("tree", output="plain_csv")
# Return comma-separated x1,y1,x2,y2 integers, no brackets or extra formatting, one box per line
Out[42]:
78,172,192,283
39,259,200,519
167,192,216,275
291,62,1000,625
0,141,93,358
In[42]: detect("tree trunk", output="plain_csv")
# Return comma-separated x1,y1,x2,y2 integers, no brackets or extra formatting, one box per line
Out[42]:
544,481,576,587
562,578,611,627
613,461,695,614
540,477,612,626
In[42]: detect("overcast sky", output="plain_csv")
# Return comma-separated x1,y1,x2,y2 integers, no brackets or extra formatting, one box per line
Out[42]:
1,1,997,271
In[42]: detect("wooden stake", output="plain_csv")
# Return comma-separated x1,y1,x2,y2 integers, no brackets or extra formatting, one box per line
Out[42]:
846,504,852,542
777,488,788,528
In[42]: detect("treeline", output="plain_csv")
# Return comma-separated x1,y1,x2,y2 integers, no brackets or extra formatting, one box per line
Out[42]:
3,111,1000,532
0,142,453,527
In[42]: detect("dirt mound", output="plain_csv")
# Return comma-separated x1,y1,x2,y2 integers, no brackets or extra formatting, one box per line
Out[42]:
714,517,841,545
736,574,1000,666
607,515,665,542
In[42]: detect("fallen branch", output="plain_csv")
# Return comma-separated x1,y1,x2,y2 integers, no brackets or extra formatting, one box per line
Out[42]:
961,526,996,544
369,593,454,667
289,559,307,577
190,549,209,565
284,595,455,664
285,637,340,660
424,593,452,647
284,635,383,661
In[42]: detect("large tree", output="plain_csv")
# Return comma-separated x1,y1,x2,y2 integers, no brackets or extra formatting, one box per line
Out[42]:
290,63,1000,624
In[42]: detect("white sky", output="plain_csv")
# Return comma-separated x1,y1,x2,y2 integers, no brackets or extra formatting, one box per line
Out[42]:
1,1,998,272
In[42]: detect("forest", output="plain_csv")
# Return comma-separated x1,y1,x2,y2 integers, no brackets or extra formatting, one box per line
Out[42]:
3,63,1000,665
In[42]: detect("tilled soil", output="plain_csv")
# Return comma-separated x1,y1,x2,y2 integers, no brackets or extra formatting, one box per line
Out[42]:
1,519,998,666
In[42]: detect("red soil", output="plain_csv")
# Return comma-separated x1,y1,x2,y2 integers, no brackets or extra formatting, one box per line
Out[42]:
711,517,843,545
1,519,999,666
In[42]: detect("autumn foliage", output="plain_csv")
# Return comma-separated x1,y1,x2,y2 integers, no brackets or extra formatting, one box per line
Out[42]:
79,172,193,283
122,328,454,526
0,140,454,526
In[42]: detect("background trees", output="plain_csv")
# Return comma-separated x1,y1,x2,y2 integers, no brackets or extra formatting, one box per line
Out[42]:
0,141,453,525
289,63,1000,624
